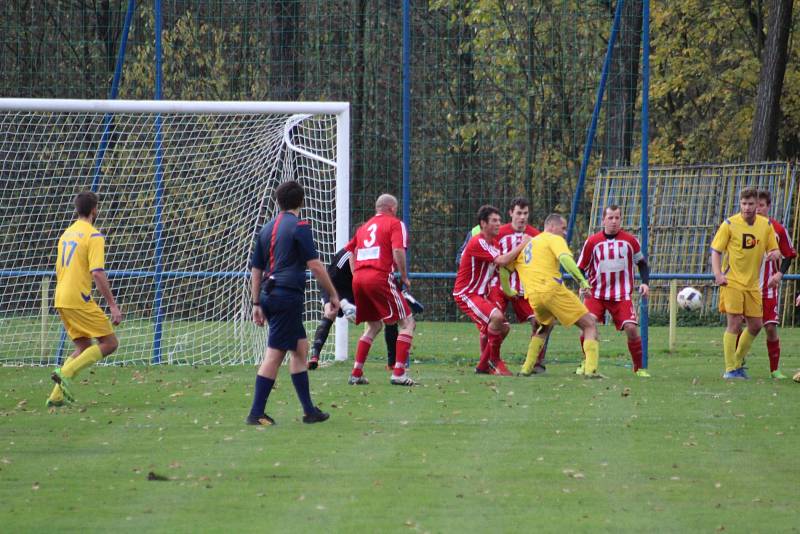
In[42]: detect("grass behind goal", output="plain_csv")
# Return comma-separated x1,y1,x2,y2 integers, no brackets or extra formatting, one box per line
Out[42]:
1,325,798,532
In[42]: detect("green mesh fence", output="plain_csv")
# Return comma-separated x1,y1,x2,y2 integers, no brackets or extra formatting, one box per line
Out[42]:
0,1,631,322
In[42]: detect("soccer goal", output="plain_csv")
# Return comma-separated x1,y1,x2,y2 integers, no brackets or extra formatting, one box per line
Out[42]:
0,99,350,366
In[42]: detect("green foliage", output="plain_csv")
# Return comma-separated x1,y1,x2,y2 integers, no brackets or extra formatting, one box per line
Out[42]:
648,1,800,163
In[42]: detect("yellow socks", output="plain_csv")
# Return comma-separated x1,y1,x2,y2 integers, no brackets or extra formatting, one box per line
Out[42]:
61,345,103,379
47,356,76,402
582,339,599,374
734,329,756,369
521,336,546,374
722,331,738,372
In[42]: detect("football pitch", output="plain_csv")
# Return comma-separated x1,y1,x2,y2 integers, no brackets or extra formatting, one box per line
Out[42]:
1,324,798,533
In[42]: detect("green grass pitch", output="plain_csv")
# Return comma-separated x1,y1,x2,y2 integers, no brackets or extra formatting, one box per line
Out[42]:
1,323,798,532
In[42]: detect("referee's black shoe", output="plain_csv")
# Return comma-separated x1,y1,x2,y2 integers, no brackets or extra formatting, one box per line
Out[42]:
246,413,276,426
303,406,330,424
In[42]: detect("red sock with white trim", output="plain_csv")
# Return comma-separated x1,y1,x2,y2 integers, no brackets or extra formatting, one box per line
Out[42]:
627,336,643,372
393,333,413,377
767,339,780,372
351,336,373,377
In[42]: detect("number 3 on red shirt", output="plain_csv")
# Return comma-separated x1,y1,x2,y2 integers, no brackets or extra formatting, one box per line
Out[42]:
363,223,377,247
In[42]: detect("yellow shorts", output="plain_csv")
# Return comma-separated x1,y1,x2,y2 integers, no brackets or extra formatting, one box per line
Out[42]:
57,305,114,340
528,284,589,327
718,286,762,317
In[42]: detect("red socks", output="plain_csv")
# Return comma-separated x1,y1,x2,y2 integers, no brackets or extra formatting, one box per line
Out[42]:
486,328,503,364
767,339,780,372
351,336,373,377
627,336,643,372
394,334,413,376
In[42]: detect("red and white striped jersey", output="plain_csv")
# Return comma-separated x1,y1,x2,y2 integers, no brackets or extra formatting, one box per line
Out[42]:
577,230,644,301
491,223,540,295
453,234,501,296
760,218,797,298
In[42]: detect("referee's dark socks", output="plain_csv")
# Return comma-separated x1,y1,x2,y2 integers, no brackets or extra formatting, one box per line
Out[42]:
249,375,275,417
312,318,334,357
290,371,315,414
385,323,399,367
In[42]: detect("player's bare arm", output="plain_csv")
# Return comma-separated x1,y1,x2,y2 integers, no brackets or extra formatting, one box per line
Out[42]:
393,247,410,288
494,235,531,267
92,269,122,325
710,250,727,286
250,266,266,326
308,259,340,312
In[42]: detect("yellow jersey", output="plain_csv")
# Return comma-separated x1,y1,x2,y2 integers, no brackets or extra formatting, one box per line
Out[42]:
711,213,778,291
55,219,106,309
515,231,573,292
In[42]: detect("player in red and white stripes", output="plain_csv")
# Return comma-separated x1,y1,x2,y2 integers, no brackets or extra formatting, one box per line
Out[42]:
753,190,796,379
453,205,531,375
577,205,651,376
488,198,550,374
346,194,416,386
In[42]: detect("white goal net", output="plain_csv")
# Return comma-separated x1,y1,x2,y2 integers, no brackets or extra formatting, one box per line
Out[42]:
0,99,349,366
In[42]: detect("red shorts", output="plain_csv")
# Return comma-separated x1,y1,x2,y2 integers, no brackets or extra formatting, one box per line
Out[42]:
352,271,411,324
584,295,637,330
454,293,501,330
488,285,535,323
762,295,779,325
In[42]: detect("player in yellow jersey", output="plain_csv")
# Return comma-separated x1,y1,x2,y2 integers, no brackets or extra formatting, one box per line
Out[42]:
46,192,123,407
513,213,603,378
710,188,779,380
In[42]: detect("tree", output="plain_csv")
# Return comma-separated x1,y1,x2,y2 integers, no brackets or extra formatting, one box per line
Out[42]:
269,1,304,100
748,0,793,160
602,0,642,167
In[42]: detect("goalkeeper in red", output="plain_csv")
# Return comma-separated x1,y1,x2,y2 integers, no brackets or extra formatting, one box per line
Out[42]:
753,190,796,379
710,188,779,379
47,191,123,407
577,205,650,377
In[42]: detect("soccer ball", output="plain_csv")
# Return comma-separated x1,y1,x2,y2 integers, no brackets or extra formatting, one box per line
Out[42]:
677,287,703,311
793,370,800,383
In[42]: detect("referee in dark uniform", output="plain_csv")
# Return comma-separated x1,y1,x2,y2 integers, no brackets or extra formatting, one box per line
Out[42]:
246,180,340,426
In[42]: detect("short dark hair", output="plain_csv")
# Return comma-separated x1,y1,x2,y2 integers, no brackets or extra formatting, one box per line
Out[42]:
275,180,305,211
604,204,621,216
74,191,98,217
758,190,772,206
740,188,758,200
508,197,529,212
477,205,501,224
544,213,564,227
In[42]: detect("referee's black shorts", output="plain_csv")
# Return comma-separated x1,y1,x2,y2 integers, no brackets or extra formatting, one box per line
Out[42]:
260,288,306,350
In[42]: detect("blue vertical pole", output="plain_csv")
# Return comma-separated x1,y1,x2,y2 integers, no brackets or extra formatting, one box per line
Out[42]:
401,0,411,251
640,0,651,368
566,0,625,245
152,0,166,363
91,0,136,190
57,0,137,365
401,0,411,368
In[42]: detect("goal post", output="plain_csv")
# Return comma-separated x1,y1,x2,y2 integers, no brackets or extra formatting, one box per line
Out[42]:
0,98,350,366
